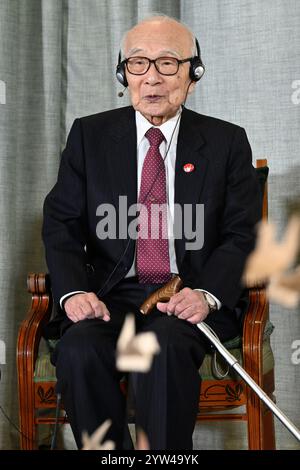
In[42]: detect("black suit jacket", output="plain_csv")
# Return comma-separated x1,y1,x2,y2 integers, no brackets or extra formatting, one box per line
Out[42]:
42,106,261,314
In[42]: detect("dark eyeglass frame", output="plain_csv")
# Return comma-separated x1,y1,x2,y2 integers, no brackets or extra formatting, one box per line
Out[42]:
123,56,193,76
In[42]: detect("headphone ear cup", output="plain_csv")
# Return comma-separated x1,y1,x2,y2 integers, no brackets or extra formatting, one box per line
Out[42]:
116,62,128,87
189,57,205,82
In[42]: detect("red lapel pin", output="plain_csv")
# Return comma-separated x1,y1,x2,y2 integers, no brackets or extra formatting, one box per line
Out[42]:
183,163,195,173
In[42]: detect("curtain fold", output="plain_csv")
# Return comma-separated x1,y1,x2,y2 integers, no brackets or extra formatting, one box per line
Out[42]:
0,0,64,448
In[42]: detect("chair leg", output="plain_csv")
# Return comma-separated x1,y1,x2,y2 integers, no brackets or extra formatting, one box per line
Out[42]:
246,386,262,449
18,378,37,450
17,345,37,450
261,406,276,449
246,376,276,450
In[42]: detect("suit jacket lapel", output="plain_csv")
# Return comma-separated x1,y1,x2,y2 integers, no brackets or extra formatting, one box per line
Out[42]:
174,108,208,265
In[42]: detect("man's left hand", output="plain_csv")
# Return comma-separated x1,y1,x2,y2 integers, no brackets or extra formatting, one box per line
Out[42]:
156,288,210,324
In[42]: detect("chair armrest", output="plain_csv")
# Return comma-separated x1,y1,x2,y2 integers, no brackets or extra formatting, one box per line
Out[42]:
17,273,53,377
242,287,269,384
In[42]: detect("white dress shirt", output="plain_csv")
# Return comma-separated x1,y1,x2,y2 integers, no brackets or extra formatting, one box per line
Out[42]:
126,109,181,277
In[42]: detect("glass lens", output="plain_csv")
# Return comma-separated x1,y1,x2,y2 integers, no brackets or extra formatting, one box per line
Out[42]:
127,57,149,74
156,57,178,74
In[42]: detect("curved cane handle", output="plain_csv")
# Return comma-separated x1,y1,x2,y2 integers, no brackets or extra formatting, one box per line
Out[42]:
140,276,183,315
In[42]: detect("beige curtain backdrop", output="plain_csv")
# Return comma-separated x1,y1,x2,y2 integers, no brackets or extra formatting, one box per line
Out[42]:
0,0,299,449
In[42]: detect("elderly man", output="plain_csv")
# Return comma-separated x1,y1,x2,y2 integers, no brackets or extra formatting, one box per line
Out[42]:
43,15,261,450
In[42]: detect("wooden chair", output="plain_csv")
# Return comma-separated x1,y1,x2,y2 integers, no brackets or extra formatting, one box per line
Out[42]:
17,159,275,450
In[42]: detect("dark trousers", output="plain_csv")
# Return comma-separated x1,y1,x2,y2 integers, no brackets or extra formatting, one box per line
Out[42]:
52,277,240,450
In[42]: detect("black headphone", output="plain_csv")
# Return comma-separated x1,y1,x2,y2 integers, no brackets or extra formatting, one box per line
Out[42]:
116,37,205,88
189,38,205,82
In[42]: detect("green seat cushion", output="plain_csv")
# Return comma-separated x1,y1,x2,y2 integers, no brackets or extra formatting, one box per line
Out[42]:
200,320,274,380
34,321,274,383
199,338,274,380
34,353,57,382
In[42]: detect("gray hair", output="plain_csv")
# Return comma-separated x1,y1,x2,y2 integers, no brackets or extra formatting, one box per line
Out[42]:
120,13,198,58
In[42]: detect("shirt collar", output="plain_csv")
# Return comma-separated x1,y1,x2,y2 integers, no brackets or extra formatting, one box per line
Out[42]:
135,108,182,147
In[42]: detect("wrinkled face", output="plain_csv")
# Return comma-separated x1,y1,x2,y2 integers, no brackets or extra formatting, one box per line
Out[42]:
124,20,196,125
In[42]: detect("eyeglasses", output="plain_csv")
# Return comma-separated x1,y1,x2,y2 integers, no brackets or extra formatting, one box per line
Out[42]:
124,56,193,76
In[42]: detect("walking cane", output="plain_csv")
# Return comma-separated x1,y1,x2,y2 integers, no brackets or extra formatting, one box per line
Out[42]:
140,276,300,442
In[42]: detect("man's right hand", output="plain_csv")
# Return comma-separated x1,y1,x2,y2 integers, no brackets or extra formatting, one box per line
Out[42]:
64,292,110,323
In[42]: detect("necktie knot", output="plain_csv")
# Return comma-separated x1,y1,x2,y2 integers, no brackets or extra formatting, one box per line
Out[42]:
145,127,165,148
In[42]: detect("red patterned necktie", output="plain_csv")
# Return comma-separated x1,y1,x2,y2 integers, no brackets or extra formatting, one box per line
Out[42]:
137,127,172,284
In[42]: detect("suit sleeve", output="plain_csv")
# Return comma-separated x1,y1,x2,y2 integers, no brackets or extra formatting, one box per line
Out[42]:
198,127,261,310
42,119,90,304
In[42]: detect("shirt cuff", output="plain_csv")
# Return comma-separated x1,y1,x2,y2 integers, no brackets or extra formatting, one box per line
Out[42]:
194,289,222,310
60,291,87,309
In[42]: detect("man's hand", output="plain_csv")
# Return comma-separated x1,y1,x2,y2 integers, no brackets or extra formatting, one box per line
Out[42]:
64,292,110,323
156,288,209,324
